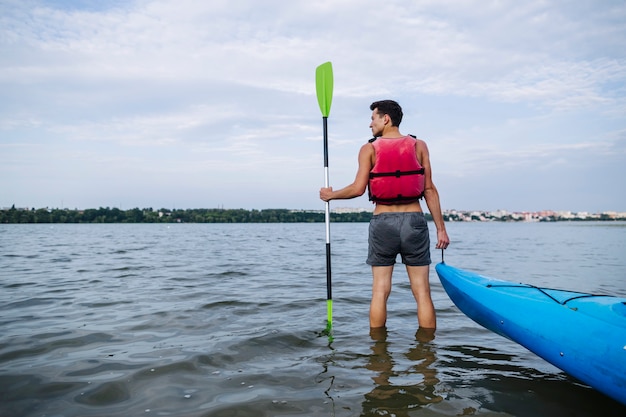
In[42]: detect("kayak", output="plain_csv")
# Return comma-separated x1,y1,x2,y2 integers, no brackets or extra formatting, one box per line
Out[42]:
435,262,626,406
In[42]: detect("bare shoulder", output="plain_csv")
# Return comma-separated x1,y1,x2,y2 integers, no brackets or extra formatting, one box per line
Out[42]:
412,137,430,160
359,141,375,156
412,137,429,149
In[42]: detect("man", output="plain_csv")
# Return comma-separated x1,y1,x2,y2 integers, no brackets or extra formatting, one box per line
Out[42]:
320,100,450,329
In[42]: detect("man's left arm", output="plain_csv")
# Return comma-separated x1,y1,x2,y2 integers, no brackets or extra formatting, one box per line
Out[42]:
417,140,450,249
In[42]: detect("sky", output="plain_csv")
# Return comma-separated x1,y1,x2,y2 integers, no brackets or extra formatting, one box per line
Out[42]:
1,0,625,213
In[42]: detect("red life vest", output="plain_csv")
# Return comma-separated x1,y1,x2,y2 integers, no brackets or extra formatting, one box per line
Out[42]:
368,135,425,204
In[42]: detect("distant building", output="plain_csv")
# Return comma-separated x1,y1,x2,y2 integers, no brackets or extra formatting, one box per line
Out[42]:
331,207,373,214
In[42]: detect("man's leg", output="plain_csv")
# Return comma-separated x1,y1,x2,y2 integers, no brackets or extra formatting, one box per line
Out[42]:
370,265,394,328
406,265,436,329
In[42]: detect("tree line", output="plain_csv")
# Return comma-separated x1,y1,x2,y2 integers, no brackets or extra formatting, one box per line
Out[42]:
0,206,385,224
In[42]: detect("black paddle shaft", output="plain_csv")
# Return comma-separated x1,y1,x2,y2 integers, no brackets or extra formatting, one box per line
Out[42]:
322,116,332,301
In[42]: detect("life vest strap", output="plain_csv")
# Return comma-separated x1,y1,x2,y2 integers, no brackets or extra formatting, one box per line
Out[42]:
369,168,425,179
370,193,424,203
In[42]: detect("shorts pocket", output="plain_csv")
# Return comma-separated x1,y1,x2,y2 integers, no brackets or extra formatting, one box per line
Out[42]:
408,213,426,229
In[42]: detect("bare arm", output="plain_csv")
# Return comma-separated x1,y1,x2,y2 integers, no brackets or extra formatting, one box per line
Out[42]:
416,139,450,249
320,143,373,201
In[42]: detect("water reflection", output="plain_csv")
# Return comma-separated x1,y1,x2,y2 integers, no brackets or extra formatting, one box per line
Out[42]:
361,327,442,416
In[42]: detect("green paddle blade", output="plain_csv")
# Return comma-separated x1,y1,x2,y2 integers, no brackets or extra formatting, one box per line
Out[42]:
326,299,333,332
315,62,333,117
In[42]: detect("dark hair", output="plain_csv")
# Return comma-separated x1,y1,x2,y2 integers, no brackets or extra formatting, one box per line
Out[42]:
370,100,403,127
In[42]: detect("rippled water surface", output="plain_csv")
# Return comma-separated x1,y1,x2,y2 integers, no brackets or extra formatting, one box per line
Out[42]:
1,222,625,416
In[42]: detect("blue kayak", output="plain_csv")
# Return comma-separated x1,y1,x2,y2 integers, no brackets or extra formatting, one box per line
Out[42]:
435,262,626,406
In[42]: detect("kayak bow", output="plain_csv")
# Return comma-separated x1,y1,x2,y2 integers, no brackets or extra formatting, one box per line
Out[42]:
436,262,626,406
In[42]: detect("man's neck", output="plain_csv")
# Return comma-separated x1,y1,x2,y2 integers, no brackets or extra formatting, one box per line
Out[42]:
380,126,403,138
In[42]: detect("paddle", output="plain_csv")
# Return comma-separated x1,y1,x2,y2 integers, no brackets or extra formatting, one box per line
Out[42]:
315,61,333,334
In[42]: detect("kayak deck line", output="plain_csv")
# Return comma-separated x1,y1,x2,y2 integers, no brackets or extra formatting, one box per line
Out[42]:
485,283,613,306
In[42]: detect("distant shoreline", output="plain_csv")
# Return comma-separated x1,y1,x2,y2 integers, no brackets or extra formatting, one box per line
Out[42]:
2,206,625,223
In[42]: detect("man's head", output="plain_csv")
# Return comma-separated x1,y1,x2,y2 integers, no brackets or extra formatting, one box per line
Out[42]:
370,100,403,127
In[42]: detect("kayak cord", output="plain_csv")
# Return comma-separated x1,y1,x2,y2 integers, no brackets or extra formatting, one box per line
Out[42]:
486,283,610,305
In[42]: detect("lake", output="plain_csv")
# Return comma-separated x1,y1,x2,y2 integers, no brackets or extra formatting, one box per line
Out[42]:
1,221,625,416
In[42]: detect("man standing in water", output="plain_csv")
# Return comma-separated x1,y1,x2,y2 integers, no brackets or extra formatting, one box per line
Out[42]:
320,100,450,329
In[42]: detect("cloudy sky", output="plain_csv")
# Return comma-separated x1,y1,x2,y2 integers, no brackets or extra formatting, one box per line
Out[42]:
2,0,625,213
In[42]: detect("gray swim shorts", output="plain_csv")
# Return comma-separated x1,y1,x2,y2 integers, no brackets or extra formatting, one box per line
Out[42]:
366,212,431,266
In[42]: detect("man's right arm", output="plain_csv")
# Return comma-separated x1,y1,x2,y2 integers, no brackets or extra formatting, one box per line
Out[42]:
320,143,373,201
